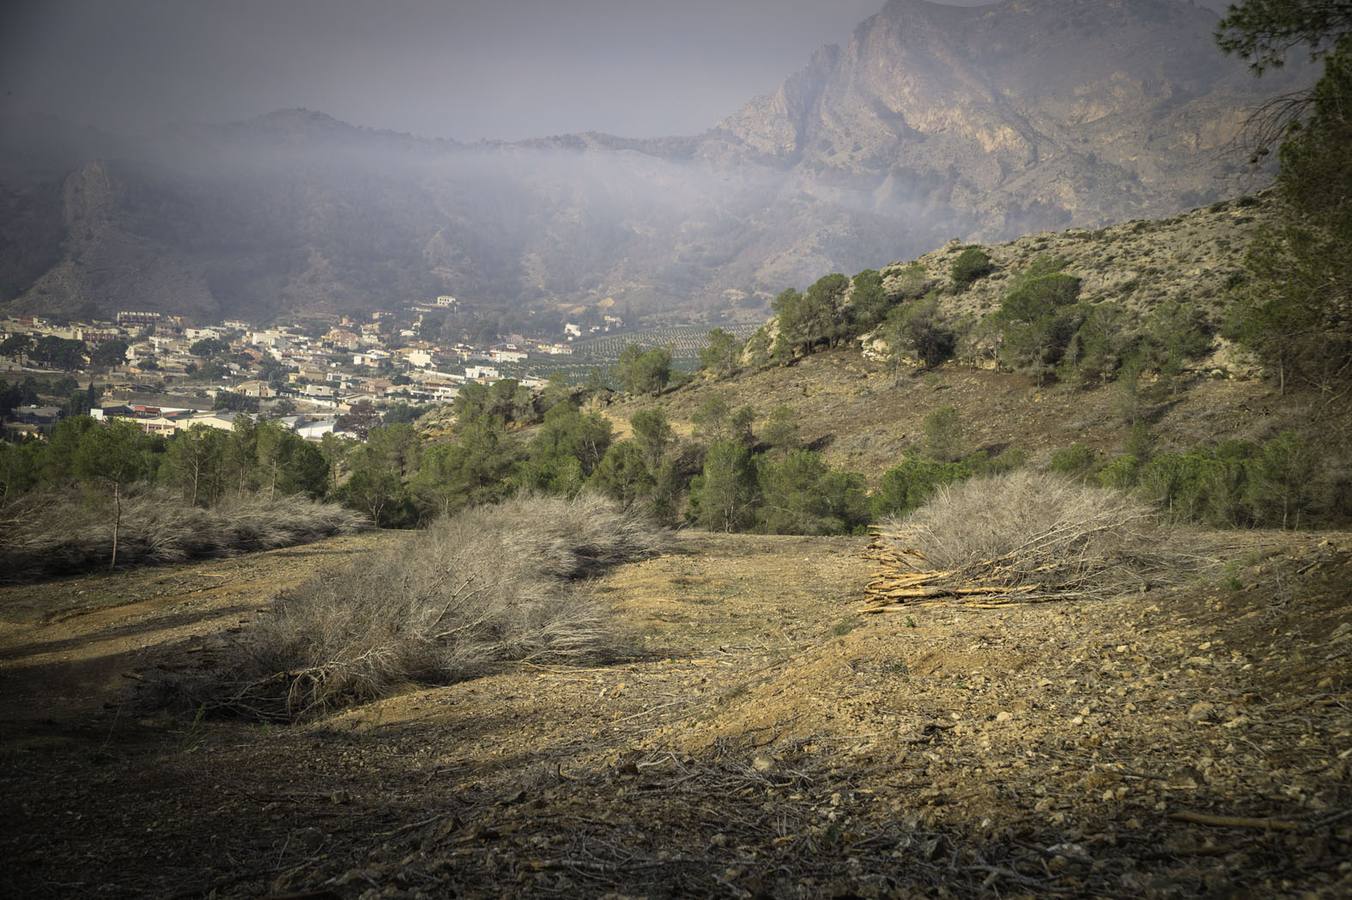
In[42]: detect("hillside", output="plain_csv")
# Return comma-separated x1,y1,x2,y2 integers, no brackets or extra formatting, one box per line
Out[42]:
0,0,1310,322
605,195,1348,483
2,528,1348,896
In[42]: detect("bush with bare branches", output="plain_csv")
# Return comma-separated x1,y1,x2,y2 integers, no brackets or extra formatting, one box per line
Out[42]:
877,471,1195,601
0,488,368,583
208,493,669,720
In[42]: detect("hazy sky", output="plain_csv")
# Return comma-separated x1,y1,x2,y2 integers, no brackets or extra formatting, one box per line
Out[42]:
0,0,1031,141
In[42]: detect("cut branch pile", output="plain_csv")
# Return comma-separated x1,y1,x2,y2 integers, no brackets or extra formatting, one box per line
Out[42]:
861,471,1194,613
182,493,669,720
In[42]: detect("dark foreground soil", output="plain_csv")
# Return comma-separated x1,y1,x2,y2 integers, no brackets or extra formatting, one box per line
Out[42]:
1,529,1349,898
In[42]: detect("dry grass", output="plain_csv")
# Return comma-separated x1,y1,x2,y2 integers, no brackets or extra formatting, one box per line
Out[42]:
207,493,670,720
0,488,368,583
878,471,1194,600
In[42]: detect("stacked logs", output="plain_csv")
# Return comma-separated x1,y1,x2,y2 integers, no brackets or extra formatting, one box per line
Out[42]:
860,530,1041,614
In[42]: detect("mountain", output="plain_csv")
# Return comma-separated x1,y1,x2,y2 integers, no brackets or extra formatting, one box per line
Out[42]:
0,0,1309,324
708,0,1288,231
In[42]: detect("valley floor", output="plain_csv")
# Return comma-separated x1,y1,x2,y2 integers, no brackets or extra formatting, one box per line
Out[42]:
1,530,1349,897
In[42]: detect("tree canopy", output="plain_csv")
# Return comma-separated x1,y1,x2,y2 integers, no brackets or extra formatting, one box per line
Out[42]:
616,345,672,396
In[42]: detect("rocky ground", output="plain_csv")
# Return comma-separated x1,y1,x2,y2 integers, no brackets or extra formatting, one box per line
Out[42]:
1,528,1349,897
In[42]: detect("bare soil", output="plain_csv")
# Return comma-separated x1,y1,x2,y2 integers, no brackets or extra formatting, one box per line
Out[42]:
2,529,1349,897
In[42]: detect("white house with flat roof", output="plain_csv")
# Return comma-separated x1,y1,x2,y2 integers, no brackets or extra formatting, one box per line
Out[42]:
465,365,500,382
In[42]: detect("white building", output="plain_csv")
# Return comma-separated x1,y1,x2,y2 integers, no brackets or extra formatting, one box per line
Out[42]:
404,349,434,368
234,380,276,399
353,350,391,367
298,383,337,400
188,411,241,432
280,415,338,441
465,365,500,382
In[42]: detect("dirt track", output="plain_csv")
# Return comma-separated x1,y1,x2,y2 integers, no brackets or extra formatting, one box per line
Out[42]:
2,530,1349,897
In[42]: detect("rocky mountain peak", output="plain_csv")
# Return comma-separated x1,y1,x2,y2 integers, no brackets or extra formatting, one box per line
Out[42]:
0,0,1313,322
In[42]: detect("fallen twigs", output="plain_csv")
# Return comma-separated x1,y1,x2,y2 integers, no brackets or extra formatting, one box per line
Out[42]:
1168,810,1301,832
858,473,1199,612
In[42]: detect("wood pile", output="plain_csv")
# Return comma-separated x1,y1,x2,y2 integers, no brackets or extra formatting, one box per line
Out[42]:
860,529,1051,614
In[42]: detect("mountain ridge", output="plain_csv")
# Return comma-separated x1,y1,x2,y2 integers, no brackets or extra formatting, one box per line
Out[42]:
0,0,1309,323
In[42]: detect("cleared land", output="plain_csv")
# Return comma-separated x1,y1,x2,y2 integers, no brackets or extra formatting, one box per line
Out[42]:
1,527,1348,897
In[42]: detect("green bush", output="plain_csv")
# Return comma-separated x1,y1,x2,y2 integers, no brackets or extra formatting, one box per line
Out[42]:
589,440,655,507
922,405,963,462
872,453,972,518
882,293,956,370
760,404,803,452
692,393,755,445
1096,454,1142,491
517,403,613,496
1049,443,1099,480
616,345,673,396
1061,302,1135,384
756,450,868,535
1247,430,1320,529
847,269,890,331
951,247,995,290
0,441,42,503
992,260,1085,380
410,417,521,520
968,447,1028,476
699,329,743,378
885,263,930,302
773,274,852,358
689,439,759,532
1221,34,1352,396
1143,301,1215,377
1138,447,1250,526
630,408,675,471
1133,434,1321,528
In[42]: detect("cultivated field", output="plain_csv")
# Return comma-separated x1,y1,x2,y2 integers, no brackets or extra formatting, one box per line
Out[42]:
573,323,762,363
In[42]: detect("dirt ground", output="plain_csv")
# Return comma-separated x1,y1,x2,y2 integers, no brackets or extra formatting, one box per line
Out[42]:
1,528,1349,898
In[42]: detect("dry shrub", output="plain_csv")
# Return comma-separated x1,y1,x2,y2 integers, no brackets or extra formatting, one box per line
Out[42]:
210,493,669,720
881,471,1193,599
0,488,368,583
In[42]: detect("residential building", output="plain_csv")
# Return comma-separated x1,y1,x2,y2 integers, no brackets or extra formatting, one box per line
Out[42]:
353,350,391,367
234,380,276,399
188,411,240,432
402,348,434,368
465,365,500,382
14,405,63,427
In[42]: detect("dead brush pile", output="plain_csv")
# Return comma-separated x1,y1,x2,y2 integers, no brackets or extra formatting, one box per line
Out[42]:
0,488,368,583
864,471,1197,611
203,493,669,721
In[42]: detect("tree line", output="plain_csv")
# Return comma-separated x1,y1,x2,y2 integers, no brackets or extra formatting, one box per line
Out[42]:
1,334,128,371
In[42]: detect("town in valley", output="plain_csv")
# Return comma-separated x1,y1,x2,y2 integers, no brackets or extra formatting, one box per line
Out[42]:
1,295,756,441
